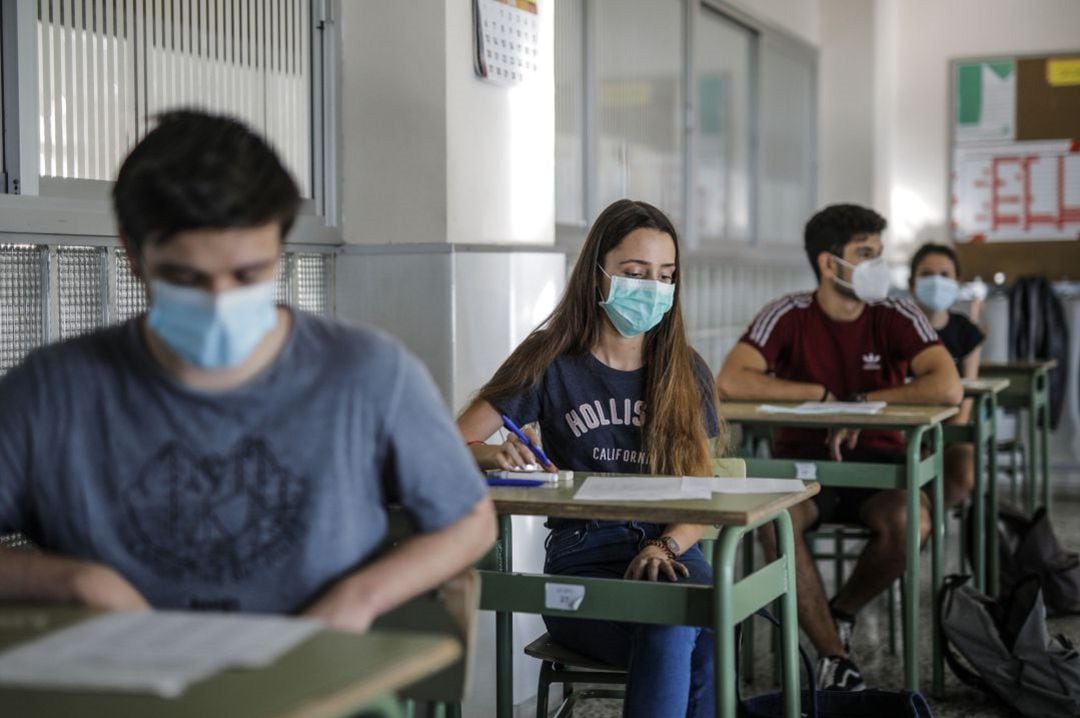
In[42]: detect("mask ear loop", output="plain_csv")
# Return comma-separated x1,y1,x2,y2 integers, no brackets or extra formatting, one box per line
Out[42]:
828,253,857,292
596,263,613,304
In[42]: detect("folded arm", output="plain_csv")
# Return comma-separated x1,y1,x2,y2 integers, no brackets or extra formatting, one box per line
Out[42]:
864,345,963,406
0,548,149,610
302,497,496,633
716,342,827,402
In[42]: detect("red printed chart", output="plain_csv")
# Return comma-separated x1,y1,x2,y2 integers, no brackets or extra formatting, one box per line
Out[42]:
952,140,1080,242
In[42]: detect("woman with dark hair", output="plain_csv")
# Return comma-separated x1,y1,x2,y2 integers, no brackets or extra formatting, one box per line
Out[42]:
458,199,724,717
909,242,985,508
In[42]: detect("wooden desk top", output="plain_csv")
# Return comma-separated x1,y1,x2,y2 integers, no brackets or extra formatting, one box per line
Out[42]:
961,378,1010,395
980,359,1058,372
715,402,958,428
489,474,819,527
0,606,460,718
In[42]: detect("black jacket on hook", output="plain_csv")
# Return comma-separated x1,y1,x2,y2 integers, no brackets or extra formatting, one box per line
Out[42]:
1009,276,1069,429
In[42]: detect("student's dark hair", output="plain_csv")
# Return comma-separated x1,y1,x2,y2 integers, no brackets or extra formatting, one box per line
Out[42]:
909,242,961,279
113,110,301,251
473,199,724,477
804,203,887,280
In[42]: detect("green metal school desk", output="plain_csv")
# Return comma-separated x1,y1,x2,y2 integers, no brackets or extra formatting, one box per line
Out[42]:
0,605,461,718
948,378,1009,595
979,360,1057,515
716,402,957,697
478,474,819,718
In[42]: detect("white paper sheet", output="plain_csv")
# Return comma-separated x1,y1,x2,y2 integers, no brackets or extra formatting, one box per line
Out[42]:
0,611,321,697
682,477,808,495
572,476,712,502
756,401,887,415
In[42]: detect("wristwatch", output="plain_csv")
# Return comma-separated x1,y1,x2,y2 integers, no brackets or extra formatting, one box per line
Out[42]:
641,535,681,560
847,391,868,403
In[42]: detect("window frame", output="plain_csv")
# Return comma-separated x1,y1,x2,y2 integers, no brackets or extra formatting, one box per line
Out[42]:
555,0,816,269
0,0,341,246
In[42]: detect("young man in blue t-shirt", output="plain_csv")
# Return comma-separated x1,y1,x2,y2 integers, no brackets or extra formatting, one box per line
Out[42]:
0,111,495,629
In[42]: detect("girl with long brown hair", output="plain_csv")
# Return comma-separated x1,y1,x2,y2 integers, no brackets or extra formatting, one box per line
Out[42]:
458,199,723,717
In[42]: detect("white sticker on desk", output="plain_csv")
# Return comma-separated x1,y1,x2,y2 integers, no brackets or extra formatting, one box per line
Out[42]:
794,462,817,480
545,583,585,611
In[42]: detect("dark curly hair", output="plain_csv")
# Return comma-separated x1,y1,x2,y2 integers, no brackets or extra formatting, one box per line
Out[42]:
804,204,887,280
113,110,301,252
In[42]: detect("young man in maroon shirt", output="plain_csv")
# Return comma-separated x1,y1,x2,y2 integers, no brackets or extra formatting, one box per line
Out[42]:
716,204,962,691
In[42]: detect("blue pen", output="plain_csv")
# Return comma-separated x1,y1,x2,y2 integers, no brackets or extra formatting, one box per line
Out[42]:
487,477,546,488
500,414,554,468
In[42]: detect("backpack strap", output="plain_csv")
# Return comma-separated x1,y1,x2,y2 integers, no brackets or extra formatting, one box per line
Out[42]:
938,575,997,694
736,609,818,718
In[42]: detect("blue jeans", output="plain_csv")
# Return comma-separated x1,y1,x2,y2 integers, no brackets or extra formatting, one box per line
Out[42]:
543,520,715,718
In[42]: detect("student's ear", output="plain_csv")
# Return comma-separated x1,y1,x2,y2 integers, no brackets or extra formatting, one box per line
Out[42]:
118,230,143,281
816,251,834,281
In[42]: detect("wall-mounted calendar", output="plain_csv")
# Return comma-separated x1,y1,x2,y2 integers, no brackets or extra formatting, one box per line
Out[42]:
473,0,540,87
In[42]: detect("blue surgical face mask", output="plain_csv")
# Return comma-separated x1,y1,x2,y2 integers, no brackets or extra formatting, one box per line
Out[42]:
914,275,959,312
598,266,676,338
147,279,279,369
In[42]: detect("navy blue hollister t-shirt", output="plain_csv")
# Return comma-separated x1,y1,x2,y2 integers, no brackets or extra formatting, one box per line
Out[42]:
492,351,720,485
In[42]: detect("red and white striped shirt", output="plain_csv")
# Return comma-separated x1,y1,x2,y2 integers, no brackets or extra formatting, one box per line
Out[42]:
737,291,940,457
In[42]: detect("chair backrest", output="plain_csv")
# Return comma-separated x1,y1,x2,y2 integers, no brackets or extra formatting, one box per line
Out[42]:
371,568,479,704
370,507,480,703
712,457,747,478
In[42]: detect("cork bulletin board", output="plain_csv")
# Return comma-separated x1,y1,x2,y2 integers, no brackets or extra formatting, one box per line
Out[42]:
950,53,1080,281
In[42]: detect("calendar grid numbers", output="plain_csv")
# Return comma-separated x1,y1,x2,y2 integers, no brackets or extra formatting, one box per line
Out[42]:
474,0,540,86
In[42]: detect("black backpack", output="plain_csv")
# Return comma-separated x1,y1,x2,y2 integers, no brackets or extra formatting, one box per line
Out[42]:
966,501,1080,615
939,574,1080,717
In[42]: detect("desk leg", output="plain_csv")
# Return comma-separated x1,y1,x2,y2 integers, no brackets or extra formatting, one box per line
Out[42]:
973,395,989,592
776,511,800,718
1038,374,1052,514
903,426,925,692
715,513,799,718
1026,398,1038,515
365,694,407,718
931,423,945,698
495,514,514,718
989,394,1000,597
714,528,739,718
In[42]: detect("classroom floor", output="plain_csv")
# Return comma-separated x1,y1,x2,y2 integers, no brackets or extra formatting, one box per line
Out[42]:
557,473,1080,718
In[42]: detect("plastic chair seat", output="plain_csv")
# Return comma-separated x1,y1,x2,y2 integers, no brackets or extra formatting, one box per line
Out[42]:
524,633,623,673
524,633,627,718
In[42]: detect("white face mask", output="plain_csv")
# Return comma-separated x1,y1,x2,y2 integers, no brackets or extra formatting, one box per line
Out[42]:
832,255,892,303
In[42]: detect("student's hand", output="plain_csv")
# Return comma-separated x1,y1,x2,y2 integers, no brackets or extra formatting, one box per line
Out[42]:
477,428,557,472
623,546,690,582
826,428,861,462
301,579,378,634
68,562,150,611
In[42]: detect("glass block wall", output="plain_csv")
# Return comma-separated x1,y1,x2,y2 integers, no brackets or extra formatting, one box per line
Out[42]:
0,244,334,374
